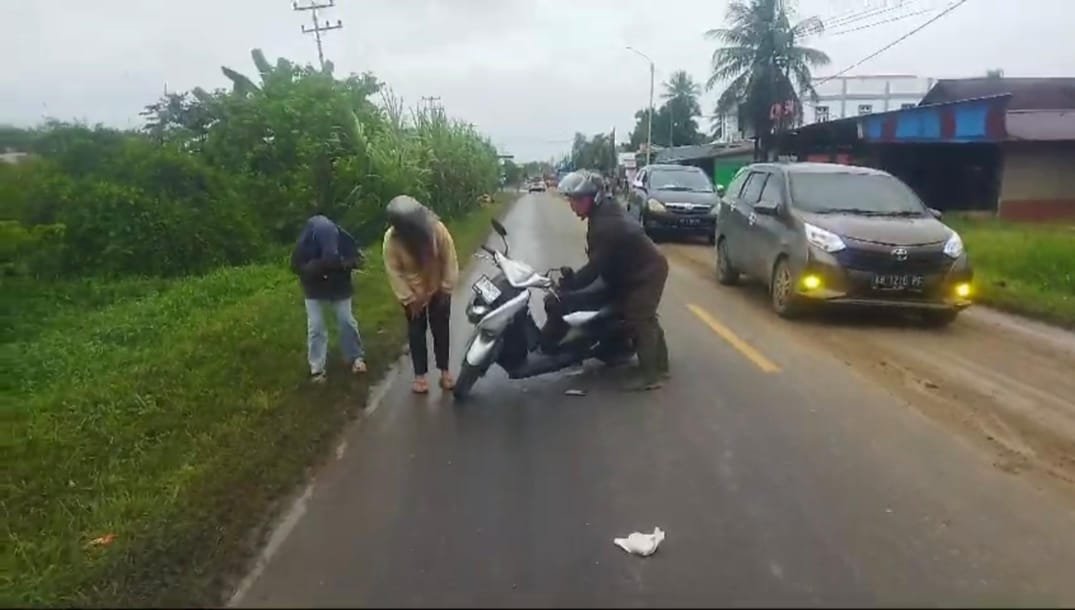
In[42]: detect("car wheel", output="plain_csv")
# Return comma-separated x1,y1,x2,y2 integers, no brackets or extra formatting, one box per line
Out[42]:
715,238,739,285
770,257,802,318
921,309,959,327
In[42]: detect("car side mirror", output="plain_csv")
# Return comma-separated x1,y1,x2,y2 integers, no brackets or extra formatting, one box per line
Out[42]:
928,208,943,219
491,219,508,237
755,200,781,216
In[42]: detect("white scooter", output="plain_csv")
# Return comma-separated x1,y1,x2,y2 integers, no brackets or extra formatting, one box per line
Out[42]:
453,219,635,399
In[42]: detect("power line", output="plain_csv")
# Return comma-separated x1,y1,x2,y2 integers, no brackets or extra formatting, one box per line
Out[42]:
826,6,940,36
815,0,969,85
292,0,343,71
803,0,923,36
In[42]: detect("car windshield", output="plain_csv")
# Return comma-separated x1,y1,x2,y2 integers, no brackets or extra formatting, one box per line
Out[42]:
789,173,927,216
649,169,713,192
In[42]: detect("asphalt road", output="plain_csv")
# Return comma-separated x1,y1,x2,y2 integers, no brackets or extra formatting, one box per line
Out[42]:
233,193,1075,607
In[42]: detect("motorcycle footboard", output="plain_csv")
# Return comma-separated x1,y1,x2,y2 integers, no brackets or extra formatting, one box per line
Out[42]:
506,351,584,379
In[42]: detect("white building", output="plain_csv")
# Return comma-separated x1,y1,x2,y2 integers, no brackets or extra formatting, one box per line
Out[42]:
710,74,935,141
805,74,935,124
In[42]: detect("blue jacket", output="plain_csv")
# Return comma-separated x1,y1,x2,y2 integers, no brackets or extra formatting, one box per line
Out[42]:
290,215,361,300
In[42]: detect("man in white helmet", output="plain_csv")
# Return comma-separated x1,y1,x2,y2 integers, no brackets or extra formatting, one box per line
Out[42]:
555,170,670,391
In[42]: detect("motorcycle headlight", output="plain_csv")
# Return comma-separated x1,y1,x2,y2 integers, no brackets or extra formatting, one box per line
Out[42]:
943,231,964,259
647,198,666,213
804,222,846,253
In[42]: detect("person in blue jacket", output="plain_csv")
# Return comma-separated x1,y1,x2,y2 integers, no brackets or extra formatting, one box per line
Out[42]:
290,214,367,383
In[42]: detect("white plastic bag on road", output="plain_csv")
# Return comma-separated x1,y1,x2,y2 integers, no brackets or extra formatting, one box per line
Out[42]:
614,527,665,557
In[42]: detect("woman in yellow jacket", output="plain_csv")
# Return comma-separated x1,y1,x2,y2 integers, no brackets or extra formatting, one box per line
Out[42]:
383,195,460,394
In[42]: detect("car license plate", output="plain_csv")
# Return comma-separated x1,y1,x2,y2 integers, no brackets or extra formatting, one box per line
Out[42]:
680,218,702,227
474,276,502,303
872,274,924,291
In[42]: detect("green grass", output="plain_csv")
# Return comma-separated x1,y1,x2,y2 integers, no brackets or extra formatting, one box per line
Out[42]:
2,193,515,607
947,217,1075,328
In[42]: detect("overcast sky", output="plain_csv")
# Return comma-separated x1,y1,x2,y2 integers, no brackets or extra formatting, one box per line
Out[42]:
4,0,1073,161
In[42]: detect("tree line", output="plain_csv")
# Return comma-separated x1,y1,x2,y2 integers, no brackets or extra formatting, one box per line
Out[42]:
568,0,831,169
0,49,501,278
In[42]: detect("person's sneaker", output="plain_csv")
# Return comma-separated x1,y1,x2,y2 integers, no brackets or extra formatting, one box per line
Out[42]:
310,371,328,384
352,358,368,374
621,377,663,392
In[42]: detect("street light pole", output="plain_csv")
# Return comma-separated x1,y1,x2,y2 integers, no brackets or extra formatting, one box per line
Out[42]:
627,46,655,166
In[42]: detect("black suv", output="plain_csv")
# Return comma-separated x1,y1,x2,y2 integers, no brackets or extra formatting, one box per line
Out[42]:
714,162,973,325
626,164,718,242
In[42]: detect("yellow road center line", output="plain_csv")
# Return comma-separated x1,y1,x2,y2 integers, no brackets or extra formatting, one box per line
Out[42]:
687,304,782,373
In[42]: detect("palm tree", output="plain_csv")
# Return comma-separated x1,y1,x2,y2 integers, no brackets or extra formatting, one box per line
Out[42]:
661,71,704,146
705,0,830,159
662,70,702,102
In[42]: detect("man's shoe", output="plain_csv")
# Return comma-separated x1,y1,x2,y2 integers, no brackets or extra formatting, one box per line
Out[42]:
621,377,663,392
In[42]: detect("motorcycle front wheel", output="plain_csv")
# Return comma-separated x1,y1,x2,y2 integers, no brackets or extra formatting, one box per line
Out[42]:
453,361,482,400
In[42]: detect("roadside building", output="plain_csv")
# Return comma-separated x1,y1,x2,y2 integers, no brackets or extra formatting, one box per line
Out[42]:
805,74,935,124
713,74,934,143
652,141,755,190
1,147,31,165
777,77,1075,221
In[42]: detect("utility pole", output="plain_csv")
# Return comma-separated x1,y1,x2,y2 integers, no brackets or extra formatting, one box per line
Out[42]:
293,0,343,71
669,103,674,148
420,96,442,113
626,46,655,166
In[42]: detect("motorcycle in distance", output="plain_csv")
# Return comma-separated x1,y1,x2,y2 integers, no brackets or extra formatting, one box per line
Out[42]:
453,219,635,400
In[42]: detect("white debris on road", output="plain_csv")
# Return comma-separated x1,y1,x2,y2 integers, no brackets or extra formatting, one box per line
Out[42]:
614,527,665,557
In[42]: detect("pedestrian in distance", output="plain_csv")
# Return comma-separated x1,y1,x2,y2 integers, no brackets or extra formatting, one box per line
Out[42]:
290,214,368,383
382,195,460,394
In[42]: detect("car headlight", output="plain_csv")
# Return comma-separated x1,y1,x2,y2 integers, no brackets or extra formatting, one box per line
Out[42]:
804,222,846,253
943,231,964,259
647,198,666,213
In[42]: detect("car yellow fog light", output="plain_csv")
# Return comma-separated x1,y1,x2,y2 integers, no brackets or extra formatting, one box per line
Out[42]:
955,282,972,298
802,274,822,290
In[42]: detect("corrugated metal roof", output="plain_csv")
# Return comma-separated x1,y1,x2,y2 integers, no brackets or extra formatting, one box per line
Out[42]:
920,78,1075,110
654,141,754,163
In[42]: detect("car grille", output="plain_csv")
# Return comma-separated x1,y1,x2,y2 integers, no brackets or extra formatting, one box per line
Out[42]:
836,247,951,274
664,202,711,215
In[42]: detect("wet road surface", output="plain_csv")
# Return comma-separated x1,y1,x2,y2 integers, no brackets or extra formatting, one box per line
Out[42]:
234,194,1075,607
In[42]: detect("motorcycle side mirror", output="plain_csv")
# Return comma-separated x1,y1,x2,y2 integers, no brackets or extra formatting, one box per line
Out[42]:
491,219,508,237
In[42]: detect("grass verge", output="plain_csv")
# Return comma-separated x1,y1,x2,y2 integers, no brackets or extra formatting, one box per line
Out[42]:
947,217,1075,328
3,193,515,607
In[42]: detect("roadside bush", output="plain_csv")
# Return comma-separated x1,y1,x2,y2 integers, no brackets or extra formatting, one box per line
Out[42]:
0,220,66,277
2,50,500,280
58,180,264,277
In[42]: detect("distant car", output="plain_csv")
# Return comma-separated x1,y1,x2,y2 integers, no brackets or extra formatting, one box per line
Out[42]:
713,162,973,325
626,164,718,243
528,179,547,193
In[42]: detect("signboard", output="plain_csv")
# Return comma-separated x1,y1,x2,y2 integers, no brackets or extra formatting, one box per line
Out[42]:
617,152,637,170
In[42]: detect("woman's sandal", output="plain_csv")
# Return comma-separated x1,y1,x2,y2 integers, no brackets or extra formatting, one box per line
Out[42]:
439,373,456,391
412,377,430,394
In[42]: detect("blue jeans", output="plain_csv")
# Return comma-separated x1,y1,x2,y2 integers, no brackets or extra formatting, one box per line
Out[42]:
305,298,365,375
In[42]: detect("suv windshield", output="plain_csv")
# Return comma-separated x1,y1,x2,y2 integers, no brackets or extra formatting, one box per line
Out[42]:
789,173,927,216
649,169,713,192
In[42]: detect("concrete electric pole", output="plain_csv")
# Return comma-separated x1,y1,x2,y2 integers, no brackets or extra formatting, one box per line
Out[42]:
293,0,343,71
